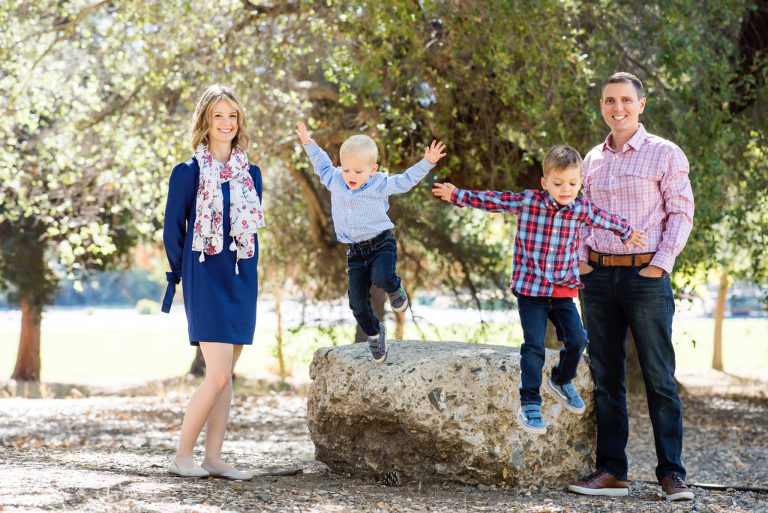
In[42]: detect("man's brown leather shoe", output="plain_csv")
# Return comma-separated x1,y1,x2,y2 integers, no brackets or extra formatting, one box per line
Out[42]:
661,473,694,501
568,470,629,497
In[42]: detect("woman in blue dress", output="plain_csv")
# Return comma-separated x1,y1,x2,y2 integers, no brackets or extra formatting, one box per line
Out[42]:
162,84,264,480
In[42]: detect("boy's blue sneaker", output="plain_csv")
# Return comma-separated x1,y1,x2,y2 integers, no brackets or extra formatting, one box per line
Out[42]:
517,404,547,435
546,377,586,414
388,286,408,312
368,323,387,364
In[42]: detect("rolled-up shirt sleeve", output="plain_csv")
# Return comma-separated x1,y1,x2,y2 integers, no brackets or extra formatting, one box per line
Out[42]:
650,148,694,273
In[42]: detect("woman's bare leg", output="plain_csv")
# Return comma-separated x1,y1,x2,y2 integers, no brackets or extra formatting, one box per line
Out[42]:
202,344,243,471
173,342,233,469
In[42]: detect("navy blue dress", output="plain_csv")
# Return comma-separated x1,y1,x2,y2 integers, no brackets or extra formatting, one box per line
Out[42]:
162,157,262,346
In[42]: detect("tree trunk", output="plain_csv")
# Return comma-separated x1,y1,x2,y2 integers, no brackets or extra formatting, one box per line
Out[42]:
712,268,729,371
188,347,205,377
544,321,562,350
355,286,388,342
12,298,42,382
274,285,287,380
395,310,405,340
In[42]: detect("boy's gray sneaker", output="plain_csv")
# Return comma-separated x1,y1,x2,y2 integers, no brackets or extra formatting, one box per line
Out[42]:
388,286,408,312
368,323,387,364
546,377,586,414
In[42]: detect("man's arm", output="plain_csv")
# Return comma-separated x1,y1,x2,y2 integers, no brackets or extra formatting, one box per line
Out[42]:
649,148,695,274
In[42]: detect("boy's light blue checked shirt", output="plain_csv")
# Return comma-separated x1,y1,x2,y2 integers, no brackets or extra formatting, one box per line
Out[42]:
302,140,435,243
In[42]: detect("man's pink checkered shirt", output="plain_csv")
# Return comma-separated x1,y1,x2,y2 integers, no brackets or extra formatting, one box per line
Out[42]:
578,124,694,274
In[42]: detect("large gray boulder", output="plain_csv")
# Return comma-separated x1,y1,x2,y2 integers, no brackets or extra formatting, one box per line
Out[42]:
307,340,595,487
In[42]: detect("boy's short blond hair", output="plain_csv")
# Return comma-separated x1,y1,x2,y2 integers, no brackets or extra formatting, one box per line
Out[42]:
340,134,378,165
542,145,583,177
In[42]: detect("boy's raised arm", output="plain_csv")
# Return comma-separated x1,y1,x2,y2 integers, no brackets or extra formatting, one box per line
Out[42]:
433,183,525,216
296,121,336,190
382,140,446,195
295,121,312,145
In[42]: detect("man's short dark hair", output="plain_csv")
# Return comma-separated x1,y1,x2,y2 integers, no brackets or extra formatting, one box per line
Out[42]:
604,72,645,99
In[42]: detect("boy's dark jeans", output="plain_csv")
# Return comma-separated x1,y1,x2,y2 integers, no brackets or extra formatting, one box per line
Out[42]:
517,294,588,406
347,230,401,336
581,265,685,483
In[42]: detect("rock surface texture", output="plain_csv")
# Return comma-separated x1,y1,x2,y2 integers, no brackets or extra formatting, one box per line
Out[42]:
307,340,596,487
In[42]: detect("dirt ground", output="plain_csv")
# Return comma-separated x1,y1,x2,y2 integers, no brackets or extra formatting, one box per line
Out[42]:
1,369,766,513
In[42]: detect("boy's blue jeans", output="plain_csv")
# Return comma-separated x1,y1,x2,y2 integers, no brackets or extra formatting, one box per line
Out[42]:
346,230,401,336
516,294,588,406
581,265,685,483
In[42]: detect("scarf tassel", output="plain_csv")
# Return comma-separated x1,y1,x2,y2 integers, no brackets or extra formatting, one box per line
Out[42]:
199,252,205,263
235,260,240,275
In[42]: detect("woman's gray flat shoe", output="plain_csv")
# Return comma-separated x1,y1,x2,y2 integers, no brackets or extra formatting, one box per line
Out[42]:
168,461,209,478
201,463,253,480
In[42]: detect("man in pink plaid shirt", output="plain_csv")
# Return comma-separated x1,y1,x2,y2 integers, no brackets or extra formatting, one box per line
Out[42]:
568,73,695,501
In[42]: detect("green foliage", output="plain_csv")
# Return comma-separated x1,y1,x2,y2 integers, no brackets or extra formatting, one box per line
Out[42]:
574,0,768,281
314,0,768,289
0,0,315,306
1,0,766,319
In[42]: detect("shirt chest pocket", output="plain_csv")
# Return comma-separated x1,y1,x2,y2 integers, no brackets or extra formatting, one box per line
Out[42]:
611,163,662,195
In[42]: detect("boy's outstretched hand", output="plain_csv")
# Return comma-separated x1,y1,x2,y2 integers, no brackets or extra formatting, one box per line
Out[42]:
432,182,456,202
295,121,312,145
624,229,648,250
425,140,447,164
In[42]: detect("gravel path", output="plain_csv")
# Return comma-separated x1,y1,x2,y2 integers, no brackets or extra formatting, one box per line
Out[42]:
0,376,766,513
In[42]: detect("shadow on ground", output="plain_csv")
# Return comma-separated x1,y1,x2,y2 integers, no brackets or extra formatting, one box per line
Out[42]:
1,371,766,512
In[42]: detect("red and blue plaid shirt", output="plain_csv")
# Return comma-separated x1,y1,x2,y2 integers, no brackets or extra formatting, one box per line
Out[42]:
450,188,634,297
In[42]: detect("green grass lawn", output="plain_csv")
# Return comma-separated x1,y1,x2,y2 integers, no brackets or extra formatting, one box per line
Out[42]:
0,318,765,381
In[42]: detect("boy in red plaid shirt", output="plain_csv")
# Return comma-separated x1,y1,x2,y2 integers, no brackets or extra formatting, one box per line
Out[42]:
432,145,646,434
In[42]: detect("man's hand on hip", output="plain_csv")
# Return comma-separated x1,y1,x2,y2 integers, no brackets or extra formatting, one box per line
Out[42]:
638,265,665,278
579,261,594,276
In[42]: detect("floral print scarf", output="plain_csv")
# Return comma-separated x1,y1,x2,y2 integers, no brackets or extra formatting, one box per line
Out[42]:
193,144,265,273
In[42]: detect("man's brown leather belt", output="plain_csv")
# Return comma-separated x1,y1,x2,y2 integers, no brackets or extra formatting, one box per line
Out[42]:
588,250,655,267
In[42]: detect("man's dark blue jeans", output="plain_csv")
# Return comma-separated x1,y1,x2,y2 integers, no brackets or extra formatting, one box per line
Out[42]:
581,264,685,483
347,230,401,336
516,294,588,406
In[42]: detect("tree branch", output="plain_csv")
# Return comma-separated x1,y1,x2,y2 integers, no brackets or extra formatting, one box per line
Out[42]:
10,1,112,103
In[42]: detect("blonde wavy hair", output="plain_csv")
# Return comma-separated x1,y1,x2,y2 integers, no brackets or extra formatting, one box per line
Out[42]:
189,84,249,151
